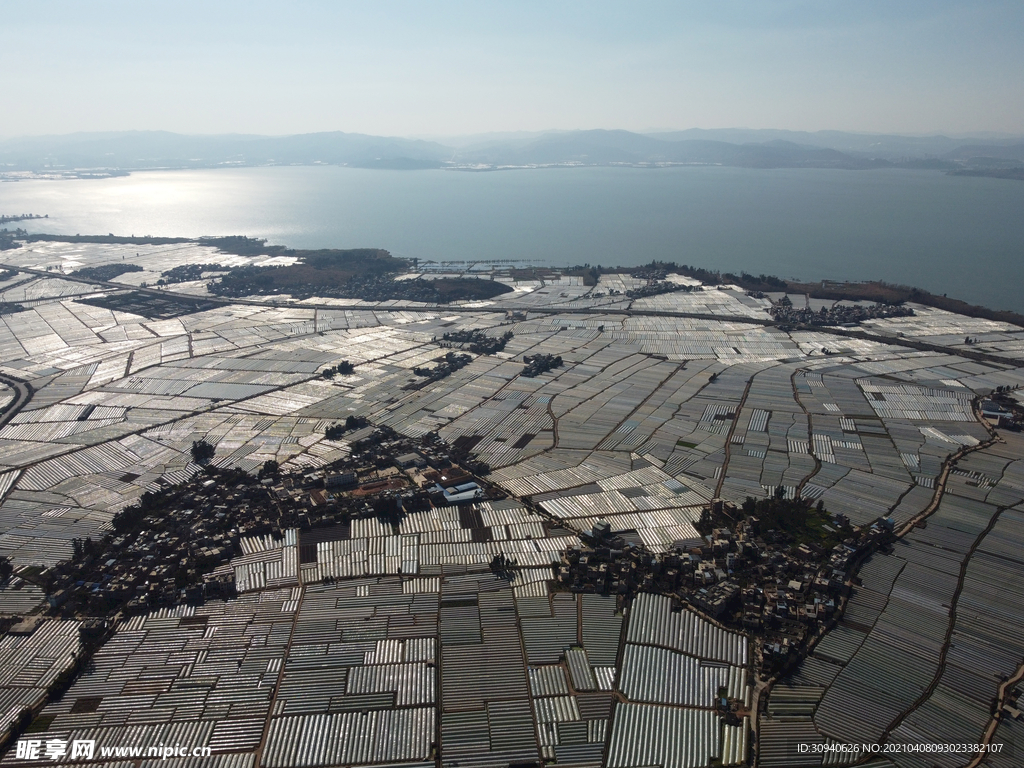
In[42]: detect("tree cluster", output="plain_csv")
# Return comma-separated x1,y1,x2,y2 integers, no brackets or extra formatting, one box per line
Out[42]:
71,264,144,282
159,263,223,284
322,360,356,379
768,300,914,327
190,440,215,465
0,230,27,252
522,354,564,378
625,281,701,299
412,352,472,382
438,329,513,355
489,552,518,580
324,415,369,440
716,270,789,291
71,537,102,562
740,488,846,547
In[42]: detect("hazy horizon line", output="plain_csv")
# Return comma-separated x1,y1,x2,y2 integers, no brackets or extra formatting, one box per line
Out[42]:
2,126,1023,143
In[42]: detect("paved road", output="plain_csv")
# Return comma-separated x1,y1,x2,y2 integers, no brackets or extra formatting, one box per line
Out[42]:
0,373,32,430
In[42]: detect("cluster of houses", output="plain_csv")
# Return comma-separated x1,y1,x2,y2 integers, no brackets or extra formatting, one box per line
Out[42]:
556,502,898,675
41,428,491,617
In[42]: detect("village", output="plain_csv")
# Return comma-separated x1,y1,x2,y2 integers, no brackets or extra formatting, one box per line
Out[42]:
37,425,495,619
556,495,897,678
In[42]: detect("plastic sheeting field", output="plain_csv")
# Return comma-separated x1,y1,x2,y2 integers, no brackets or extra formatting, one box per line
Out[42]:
2,241,1024,767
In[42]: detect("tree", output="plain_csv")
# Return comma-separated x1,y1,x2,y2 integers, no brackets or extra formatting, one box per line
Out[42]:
489,552,518,580
696,507,714,535
0,555,13,582
337,360,355,375
71,537,96,562
259,460,280,479
344,414,367,430
372,496,404,528
191,440,215,465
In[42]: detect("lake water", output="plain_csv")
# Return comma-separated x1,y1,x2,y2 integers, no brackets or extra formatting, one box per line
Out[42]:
2,165,1023,313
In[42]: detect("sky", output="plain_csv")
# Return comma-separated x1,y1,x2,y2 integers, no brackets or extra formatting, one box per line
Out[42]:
2,0,1023,139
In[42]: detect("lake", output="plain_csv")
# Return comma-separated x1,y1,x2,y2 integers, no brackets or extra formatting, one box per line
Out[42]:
1,165,1023,313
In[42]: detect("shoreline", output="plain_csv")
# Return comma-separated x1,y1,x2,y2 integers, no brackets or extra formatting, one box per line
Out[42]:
7,231,1024,330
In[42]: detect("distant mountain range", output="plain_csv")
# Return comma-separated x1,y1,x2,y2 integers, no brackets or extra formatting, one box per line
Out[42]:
1,128,1023,175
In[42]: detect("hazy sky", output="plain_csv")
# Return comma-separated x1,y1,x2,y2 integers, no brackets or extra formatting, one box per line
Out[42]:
3,0,1022,138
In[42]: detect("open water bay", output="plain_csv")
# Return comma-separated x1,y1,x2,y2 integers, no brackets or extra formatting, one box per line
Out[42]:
1,165,1023,313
